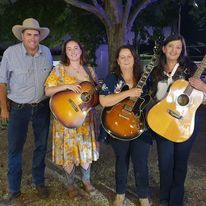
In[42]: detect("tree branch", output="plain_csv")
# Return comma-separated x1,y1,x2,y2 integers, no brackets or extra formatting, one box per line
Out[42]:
91,0,99,7
128,0,158,29
122,0,132,28
64,0,112,27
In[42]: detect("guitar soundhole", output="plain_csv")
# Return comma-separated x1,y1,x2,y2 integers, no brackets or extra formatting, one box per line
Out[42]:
177,94,189,106
81,92,91,102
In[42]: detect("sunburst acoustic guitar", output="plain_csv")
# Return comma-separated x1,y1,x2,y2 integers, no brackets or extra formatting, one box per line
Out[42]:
101,43,160,141
147,55,206,142
50,81,100,128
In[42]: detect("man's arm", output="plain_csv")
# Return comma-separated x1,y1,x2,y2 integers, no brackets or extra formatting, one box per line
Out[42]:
0,83,9,121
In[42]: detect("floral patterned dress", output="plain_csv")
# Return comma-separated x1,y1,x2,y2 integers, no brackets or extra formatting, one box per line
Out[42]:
45,64,99,171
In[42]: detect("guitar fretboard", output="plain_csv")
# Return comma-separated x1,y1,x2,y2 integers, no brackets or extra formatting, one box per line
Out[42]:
184,54,206,95
126,54,159,110
137,55,157,89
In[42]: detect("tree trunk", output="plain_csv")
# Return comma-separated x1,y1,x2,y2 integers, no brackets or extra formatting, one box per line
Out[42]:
106,24,127,70
63,0,158,72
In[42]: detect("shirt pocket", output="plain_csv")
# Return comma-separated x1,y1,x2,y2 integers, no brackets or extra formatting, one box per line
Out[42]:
12,70,31,86
40,67,52,81
39,60,52,78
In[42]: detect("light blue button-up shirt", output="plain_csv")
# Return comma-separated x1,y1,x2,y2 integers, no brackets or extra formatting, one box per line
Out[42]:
0,43,53,103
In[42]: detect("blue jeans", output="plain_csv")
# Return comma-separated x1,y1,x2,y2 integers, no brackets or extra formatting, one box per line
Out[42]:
153,122,198,206
109,132,151,198
65,166,91,186
7,100,50,193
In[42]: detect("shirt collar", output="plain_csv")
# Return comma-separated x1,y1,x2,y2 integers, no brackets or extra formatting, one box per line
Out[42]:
21,43,42,57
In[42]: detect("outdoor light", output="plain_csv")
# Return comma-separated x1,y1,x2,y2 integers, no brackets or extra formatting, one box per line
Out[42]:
192,1,198,8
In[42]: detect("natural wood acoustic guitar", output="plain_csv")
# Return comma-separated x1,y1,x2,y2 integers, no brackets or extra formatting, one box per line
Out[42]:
147,55,206,142
50,81,100,128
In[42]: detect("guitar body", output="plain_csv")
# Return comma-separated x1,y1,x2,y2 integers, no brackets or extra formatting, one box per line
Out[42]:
50,81,99,128
147,79,203,142
101,94,151,140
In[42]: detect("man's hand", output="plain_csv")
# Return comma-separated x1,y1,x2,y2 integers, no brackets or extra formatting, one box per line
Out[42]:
0,83,9,123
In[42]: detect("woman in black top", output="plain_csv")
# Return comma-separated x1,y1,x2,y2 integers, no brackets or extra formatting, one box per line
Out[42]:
150,34,200,206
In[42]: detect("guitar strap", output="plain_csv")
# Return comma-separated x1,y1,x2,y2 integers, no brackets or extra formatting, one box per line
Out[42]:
83,65,98,86
156,63,179,100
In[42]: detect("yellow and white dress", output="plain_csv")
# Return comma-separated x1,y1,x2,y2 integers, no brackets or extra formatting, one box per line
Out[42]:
45,64,99,172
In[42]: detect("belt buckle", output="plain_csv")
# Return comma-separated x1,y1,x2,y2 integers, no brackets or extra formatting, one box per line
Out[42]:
11,101,23,108
31,102,38,107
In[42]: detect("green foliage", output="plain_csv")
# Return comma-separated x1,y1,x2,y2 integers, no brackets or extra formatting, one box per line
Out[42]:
0,0,67,43
188,0,206,29
58,7,106,64
0,0,106,64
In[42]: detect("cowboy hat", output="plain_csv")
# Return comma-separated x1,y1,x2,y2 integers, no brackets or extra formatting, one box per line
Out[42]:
12,18,50,41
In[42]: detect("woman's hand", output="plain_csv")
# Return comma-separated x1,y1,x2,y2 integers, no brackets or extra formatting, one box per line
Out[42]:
64,83,82,93
126,87,143,98
100,87,143,107
189,77,206,92
45,83,82,96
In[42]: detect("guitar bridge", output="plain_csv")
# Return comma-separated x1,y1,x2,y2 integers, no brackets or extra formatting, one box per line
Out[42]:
119,113,129,120
68,99,79,112
119,109,132,120
167,109,183,120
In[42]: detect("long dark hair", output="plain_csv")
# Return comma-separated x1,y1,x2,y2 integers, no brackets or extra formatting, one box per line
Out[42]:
61,39,87,66
113,44,142,83
151,34,196,96
152,35,188,83
159,34,187,69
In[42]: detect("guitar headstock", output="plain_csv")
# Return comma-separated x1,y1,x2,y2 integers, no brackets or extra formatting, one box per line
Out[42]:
138,37,163,89
154,35,163,53
151,36,163,66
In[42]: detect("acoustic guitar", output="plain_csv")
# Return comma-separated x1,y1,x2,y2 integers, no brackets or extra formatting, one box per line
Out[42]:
101,43,160,141
50,81,100,128
147,55,206,142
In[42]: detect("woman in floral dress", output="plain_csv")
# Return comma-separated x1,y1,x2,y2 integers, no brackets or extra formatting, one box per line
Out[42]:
45,39,99,198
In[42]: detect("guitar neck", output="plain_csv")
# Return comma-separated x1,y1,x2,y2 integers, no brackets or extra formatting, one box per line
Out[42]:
137,56,157,89
125,56,158,110
193,55,206,78
185,55,206,95
126,41,161,108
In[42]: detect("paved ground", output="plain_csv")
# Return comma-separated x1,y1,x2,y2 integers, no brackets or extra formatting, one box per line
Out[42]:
0,105,206,206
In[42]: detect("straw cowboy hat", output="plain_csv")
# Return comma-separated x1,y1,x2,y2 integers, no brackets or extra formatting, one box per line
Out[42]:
12,18,50,41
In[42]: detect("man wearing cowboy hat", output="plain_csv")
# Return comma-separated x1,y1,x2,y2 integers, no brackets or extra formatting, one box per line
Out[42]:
0,18,53,204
